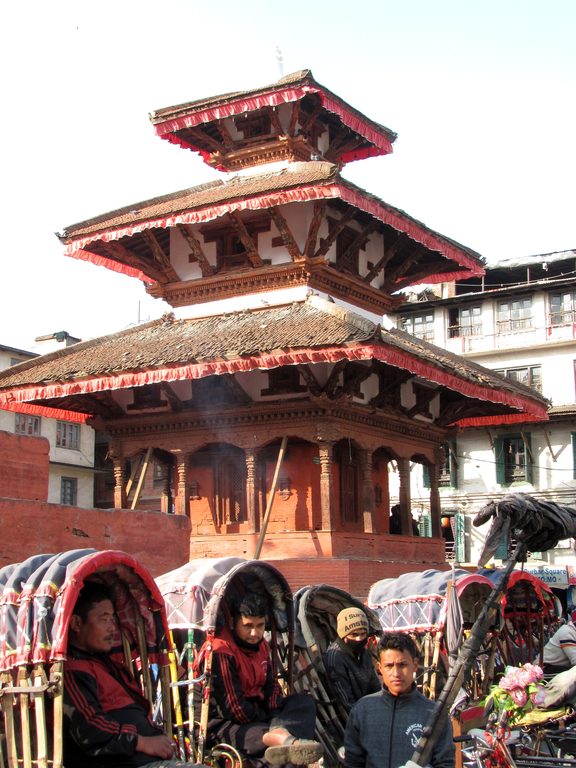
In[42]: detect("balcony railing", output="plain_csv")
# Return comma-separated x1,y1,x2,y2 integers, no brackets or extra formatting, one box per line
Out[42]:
448,324,483,339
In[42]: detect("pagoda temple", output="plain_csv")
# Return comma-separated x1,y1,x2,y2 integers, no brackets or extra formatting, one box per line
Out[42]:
0,70,548,594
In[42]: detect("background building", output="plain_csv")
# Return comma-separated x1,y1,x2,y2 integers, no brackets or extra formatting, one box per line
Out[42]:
0,333,96,508
396,249,576,572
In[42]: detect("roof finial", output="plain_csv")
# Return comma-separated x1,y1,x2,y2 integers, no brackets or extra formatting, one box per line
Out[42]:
276,46,284,77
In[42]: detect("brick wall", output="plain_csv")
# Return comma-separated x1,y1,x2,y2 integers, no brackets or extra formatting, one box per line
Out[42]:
0,499,190,576
0,429,49,501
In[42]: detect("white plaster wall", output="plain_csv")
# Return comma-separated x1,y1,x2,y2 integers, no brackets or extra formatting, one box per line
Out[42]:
48,466,94,508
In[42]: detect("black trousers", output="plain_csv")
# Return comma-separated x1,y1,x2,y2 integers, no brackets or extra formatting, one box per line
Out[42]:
209,693,317,757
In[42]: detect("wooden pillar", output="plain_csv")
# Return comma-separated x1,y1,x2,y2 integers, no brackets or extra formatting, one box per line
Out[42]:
429,453,442,538
175,454,189,516
360,449,375,533
397,457,413,535
245,448,257,533
319,442,335,531
112,457,126,509
160,461,173,514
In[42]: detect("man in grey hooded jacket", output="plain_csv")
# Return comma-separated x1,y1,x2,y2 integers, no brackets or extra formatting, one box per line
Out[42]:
344,633,454,768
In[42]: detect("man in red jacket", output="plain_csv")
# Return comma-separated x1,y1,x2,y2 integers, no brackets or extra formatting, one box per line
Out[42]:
205,593,322,765
63,582,199,768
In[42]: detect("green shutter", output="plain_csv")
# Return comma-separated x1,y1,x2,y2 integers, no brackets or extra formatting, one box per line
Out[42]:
455,512,465,562
423,464,430,489
449,442,458,489
418,513,432,538
494,436,505,485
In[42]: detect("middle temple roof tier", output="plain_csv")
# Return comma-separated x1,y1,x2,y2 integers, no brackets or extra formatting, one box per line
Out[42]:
58,161,484,315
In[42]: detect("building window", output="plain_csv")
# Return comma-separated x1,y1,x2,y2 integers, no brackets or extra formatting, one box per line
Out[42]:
56,421,80,450
572,433,576,480
495,434,533,485
494,365,542,393
448,306,482,338
400,311,435,342
336,226,361,274
262,367,306,396
496,297,532,334
10,356,28,366
15,413,41,436
61,476,78,505
550,291,576,326
422,442,458,489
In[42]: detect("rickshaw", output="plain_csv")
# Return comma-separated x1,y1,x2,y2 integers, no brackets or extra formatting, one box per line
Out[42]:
156,558,296,768
290,584,382,767
367,568,501,700
0,548,176,768
479,569,561,668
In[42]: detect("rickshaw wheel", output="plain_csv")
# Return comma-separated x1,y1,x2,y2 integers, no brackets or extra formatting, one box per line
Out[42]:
209,742,244,768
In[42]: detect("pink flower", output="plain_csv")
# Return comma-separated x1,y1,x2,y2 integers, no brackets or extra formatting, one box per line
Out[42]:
510,688,528,707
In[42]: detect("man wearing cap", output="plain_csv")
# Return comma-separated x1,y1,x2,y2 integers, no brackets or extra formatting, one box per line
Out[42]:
543,611,576,675
322,607,380,713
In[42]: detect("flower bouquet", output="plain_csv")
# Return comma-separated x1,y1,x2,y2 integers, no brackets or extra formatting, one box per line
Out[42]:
484,663,548,726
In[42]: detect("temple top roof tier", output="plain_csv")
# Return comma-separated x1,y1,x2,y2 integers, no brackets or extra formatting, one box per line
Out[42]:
149,69,398,172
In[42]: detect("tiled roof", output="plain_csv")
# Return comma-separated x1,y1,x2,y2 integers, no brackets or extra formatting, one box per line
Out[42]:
58,163,481,265
0,298,547,414
149,69,397,143
59,162,338,240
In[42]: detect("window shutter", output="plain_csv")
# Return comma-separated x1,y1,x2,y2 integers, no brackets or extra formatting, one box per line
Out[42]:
422,464,430,489
494,531,510,560
455,512,466,562
418,513,432,537
494,436,506,485
449,442,458,488
572,433,576,480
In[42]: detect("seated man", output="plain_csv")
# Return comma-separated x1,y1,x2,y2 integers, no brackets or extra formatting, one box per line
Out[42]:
322,607,380,713
344,633,454,768
205,593,323,766
63,581,199,768
543,613,576,674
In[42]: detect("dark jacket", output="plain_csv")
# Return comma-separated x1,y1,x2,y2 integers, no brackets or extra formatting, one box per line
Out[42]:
63,647,162,768
207,628,283,724
322,639,380,712
344,685,455,768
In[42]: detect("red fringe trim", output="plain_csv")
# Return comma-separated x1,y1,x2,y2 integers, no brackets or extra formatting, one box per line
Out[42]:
0,343,548,426
152,86,395,162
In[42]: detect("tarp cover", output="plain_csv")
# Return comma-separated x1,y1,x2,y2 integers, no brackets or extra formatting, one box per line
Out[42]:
156,557,247,630
0,549,171,670
367,569,495,633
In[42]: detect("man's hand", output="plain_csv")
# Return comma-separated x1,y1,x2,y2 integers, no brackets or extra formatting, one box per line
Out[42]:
136,734,176,759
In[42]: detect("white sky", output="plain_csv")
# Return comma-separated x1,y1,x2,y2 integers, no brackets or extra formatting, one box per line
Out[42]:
1,0,575,351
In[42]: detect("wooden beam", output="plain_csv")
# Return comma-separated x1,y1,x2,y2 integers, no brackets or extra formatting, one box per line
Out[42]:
159,382,183,412
141,230,180,282
314,209,355,259
131,447,153,510
215,119,235,149
297,364,322,396
103,241,167,284
300,100,324,136
304,201,326,258
177,224,215,276
185,125,224,153
324,359,348,398
229,213,263,267
364,233,404,283
268,206,302,261
269,106,284,135
337,221,378,273
288,102,300,136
